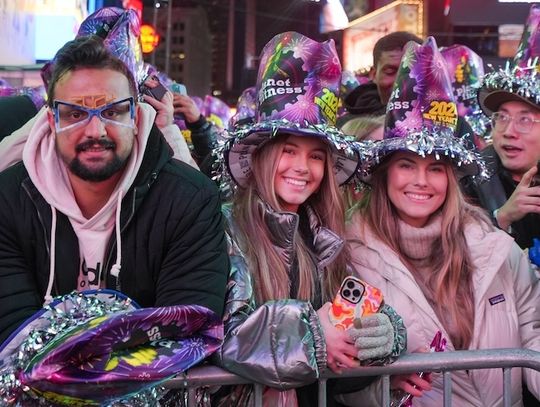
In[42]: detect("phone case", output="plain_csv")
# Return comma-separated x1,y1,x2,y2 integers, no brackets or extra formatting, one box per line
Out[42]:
170,82,187,96
328,276,383,331
146,83,168,100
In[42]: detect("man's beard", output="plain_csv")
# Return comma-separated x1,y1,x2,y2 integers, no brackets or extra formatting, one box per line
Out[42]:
68,139,128,182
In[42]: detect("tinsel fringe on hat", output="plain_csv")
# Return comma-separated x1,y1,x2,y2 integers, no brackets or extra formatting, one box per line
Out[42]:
215,118,362,193
483,57,540,106
355,126,489,182
0,291,170,406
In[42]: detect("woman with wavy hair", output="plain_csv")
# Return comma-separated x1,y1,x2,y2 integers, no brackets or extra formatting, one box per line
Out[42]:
343,37,540,406
232,135,349,304
360,156,482,349
213,32,406,407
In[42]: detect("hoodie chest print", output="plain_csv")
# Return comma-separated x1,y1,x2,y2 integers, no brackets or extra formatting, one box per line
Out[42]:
79,259,103,289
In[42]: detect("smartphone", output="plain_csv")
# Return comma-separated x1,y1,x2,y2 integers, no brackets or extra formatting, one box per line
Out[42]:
170,82,188,121
170,82,187,96
530,161,540,187
141,74,168,101
141,83,168,101
328,276,384,331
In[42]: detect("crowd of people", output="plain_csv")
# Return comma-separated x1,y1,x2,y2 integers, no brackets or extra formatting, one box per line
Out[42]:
0,3,539,407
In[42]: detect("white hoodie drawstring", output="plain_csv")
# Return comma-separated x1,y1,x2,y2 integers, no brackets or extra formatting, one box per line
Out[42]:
109,190,123,279
44,207,57,305
45,190,123,304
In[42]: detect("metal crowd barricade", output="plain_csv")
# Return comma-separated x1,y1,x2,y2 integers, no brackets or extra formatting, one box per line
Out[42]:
165,348,540,407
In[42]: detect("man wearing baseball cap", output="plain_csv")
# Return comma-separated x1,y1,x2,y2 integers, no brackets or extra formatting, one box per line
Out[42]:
469,4,540,250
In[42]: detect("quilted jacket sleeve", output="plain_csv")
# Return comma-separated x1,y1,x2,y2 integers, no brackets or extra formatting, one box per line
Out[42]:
153,178,229,317
187,115,218,163
212,228,327,389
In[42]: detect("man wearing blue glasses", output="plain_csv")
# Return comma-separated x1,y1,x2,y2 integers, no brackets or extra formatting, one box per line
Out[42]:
0,36,229,343
469,67,540,250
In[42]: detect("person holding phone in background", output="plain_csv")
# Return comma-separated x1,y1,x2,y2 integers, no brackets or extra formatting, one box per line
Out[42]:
465,5,540,250
169,82,223,173
137,72,201,169
212,32,406,407
345,37,540,406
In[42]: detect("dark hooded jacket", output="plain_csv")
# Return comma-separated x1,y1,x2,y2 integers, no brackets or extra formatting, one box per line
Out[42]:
337,82,386,127
463,144,540,249
0,95,38,142
343,82,386,116
0,125,229,343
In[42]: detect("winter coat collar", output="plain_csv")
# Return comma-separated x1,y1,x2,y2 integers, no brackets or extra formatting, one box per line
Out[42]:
348,219,441,326
225,200,345,272
347,214,515,344
120,124,172,223
261,201,345,270
465,221,515,303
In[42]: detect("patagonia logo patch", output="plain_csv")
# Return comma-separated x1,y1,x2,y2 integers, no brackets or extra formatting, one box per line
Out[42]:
489,294,505,306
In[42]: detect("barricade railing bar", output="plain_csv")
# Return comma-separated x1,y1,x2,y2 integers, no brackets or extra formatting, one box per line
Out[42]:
165,348,540,407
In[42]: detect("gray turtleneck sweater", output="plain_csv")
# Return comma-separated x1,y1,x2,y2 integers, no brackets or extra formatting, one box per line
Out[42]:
397,214,468,349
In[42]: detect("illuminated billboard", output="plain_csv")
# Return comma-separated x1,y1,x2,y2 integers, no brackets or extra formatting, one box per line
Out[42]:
0,1,35,65
33,0,87,61
342,0,425,72
0,0,87,65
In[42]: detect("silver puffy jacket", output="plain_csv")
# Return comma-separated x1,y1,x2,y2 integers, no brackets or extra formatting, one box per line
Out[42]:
213,201,406,406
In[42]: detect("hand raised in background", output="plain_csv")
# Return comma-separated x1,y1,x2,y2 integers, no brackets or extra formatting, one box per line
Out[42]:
172,93,201,124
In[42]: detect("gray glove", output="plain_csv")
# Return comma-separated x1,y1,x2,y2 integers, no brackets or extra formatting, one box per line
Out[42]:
348,312,394,361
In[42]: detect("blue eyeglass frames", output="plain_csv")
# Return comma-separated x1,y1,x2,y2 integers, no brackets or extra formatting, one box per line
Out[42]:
52,97,136,132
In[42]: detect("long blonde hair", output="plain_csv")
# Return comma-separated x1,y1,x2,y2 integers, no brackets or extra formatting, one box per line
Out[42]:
233,134,349,304
359,155,492,349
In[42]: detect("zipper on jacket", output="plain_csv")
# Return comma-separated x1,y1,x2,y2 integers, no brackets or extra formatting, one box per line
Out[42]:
104,170,159,288
23,182,60,297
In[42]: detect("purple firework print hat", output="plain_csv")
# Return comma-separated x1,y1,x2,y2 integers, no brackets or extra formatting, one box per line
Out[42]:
479,4,540,115
223,31,360,188
441,44,490,137
0,290,222,405
358,37,484,182
41,7,146,90
78,7,146,86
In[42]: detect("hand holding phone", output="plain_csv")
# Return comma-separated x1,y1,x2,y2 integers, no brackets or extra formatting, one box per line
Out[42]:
172,84,201,123
170,82,187,96
141,74,168,101
328,276,383,331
